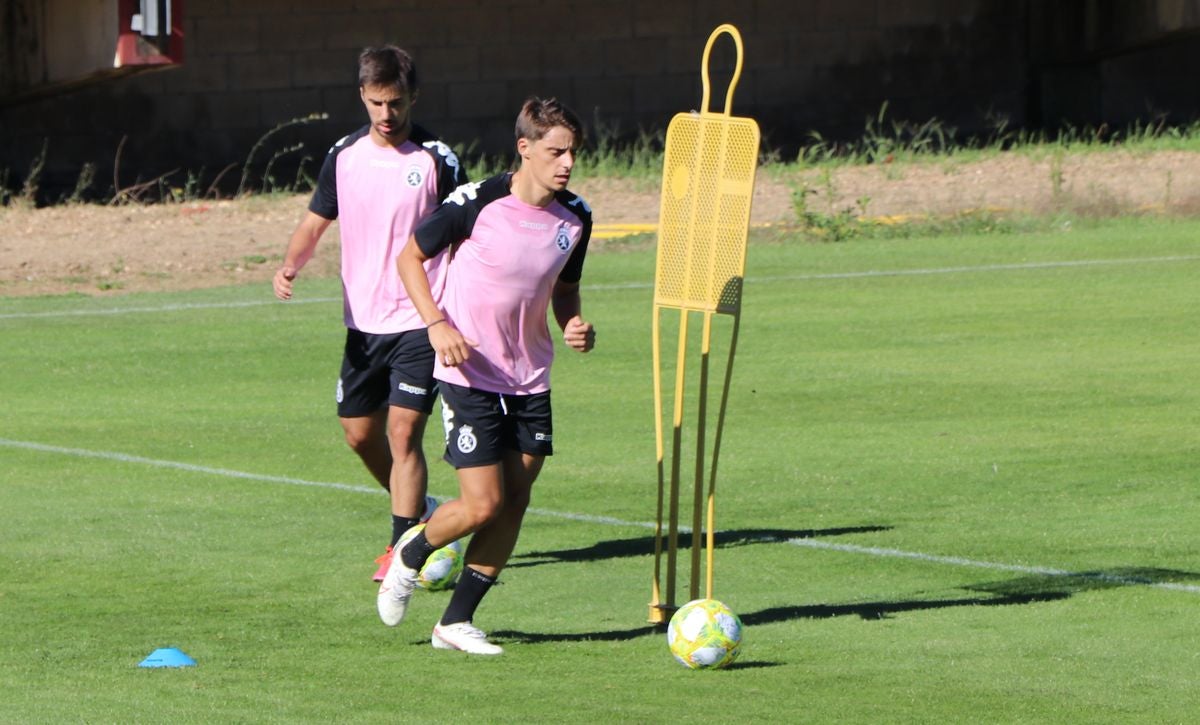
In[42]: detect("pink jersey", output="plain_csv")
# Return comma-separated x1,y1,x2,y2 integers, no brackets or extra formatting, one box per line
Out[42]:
414,173,593,395
309,124,465,334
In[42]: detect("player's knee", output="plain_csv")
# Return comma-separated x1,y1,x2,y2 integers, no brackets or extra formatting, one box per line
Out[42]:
342,426,376,454
386,413,423,452
461,494,504,528
385,426,419,455
504,487,532,514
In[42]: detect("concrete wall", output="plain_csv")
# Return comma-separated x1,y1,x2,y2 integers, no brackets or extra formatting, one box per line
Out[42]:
0,0,1196,201
1,0,131,97
1030,0,1200,128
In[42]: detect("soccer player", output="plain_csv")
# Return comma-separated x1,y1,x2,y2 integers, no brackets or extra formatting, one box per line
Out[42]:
383,97,595,655
272,46,466,579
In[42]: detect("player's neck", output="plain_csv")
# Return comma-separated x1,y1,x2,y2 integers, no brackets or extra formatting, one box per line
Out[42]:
369,123,412,148
509,169,555,208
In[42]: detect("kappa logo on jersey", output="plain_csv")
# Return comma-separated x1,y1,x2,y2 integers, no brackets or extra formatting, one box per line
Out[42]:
456,425,478,454
567,195,592,214
328,134,351,154
445,180,483,206
423,140,463,181
554,227,572,252
405,164,424,187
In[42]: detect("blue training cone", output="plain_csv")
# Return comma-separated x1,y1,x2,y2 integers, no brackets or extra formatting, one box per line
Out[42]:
138,647,196,668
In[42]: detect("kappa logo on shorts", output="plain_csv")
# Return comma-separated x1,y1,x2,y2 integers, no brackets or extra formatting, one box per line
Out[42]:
336,378,344,404
441,402,456,441
535,432,552,442
397,382,428,396
555,227,572,252
457,425,478,454
405,164,423,187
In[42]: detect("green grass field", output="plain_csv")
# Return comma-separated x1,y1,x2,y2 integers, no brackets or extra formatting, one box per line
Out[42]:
2,217,1198,722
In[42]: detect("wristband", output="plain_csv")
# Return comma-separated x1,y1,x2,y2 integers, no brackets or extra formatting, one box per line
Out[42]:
427,318,447,328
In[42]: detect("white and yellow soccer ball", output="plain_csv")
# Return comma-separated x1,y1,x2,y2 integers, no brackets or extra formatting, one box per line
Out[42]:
667,598,743,670
396,523,464,591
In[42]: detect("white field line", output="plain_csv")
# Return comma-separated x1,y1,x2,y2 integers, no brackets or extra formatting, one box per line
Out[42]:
0,296,342,320
2,255,1197,321
3,436,1198,596
0,437,376,495
788,539,1200,595
777,254,1200,281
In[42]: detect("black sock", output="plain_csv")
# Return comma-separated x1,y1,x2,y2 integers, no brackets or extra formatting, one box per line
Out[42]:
440,567,496,626
399,528,438,570
390,515,420,548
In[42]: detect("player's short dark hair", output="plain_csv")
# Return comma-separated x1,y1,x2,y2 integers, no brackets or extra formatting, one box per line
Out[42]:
515,97,584,148
358,45,419,94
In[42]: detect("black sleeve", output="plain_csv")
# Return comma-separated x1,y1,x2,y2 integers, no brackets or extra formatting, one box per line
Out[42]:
434,144,468,202
307,127,369,220
307,145,339,220
412,125,469,203
413,185,477,257
415,175,511,257
559,235,590,285
558,193,593,284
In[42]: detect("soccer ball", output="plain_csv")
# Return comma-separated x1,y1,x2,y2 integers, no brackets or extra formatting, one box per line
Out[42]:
666,598,743,670
397,523,463,591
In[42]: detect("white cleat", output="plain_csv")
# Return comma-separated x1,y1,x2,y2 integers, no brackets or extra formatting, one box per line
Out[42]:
376,547,419,627
431,621,504,656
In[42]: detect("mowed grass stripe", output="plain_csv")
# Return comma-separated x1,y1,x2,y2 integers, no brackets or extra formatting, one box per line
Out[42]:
3,252,1197,321
2,219,1198,722
5,435,1198,597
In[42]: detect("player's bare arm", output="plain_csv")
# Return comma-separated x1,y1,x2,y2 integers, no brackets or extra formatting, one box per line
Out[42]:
396,235,476,365
552,279,594,353
273,211,332,300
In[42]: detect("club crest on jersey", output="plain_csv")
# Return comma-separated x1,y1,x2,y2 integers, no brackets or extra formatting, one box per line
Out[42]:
405,164,423,187
457,425,478,454
555,227,572,252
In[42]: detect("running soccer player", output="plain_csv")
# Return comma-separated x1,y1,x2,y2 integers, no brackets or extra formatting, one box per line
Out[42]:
272,46,466,579
383,97,595,655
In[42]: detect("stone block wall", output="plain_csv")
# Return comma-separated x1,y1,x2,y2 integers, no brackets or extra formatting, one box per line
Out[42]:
0,0,1192,200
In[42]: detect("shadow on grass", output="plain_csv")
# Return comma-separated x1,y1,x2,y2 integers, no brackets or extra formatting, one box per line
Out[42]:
491,566,1200,647
490,592,1067,646
508,526,892,569
967,566,1200,598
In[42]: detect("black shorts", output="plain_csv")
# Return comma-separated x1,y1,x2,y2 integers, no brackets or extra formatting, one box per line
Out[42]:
438,382,553,468
336,328,437,417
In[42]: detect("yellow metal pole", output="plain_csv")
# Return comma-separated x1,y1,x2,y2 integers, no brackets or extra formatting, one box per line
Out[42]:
705,310,741,599
691,309,714,602
648,306,667,622
665,306,690,613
